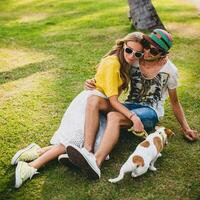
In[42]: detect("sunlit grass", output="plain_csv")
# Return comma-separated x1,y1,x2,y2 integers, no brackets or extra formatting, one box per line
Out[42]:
0,69,57,103
18,13,49,23
0,48,54,72
168,23,200,37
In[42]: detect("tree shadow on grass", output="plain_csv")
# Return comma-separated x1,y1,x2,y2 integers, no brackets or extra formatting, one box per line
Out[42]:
0,164,16,200
0,59,57,85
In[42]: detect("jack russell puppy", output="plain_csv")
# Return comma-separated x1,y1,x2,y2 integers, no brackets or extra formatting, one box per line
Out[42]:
109,127,174,183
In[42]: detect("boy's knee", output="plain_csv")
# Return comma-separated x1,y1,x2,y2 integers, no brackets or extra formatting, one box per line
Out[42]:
143,120,157,132
135,109,158,132
139,116,158,132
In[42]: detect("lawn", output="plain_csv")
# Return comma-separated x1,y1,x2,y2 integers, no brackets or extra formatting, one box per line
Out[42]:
0,0,200,199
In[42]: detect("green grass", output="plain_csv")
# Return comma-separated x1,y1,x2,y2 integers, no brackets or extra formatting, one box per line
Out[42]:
0,0,200,199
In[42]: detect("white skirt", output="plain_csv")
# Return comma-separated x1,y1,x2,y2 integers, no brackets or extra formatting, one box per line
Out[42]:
50,89,108,153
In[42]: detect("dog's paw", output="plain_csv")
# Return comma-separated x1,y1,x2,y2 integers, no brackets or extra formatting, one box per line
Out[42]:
158,153,162,157
131,172,137,177
149,166,157,171
108,178,115,183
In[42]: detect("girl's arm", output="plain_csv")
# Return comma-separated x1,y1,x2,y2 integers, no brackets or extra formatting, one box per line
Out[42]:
84,79,144,132
168,88,199,141
109,95,144,132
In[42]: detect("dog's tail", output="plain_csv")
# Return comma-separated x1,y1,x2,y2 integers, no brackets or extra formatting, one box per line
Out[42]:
108,161,134,183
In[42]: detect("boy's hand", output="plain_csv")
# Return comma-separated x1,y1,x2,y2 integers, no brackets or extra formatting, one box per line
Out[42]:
183,129,199,141
84,78,96,90
130,116,144,133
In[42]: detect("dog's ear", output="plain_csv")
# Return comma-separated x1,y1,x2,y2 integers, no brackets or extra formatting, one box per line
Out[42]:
164,128,175,137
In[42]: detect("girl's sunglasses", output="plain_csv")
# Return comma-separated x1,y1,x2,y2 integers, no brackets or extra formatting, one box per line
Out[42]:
124,47,144,58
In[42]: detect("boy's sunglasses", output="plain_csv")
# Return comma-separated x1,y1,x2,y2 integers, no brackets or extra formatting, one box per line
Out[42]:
141,38,166,56
148,47,163,56
124,47,144,58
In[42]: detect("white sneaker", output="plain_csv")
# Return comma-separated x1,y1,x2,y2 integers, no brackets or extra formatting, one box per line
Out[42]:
58,153,69,164
15,161,38,188
11,143,40,165
58,153,78,168
67,144,100,180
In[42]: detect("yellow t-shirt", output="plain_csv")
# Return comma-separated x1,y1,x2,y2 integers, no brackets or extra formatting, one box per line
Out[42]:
95,55,123,97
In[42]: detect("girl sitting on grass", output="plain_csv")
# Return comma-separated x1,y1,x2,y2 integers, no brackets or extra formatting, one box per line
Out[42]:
11,32,145,188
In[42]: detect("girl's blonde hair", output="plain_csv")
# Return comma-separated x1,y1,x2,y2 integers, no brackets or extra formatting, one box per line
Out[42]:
103,32,143,91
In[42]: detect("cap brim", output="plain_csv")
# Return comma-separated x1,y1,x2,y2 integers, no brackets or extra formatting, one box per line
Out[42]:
143,35,163,51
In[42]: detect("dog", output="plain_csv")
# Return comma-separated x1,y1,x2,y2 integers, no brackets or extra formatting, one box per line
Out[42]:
108,126,174,183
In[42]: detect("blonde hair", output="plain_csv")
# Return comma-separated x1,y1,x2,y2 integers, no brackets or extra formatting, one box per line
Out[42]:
103,32,143,91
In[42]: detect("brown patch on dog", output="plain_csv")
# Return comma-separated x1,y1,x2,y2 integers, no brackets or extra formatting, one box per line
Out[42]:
164,128,175,138
132,155,144,167
140,140,150,148
153,136,162,153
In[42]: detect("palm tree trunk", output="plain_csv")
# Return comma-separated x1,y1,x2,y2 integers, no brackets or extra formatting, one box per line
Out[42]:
128,0,166,30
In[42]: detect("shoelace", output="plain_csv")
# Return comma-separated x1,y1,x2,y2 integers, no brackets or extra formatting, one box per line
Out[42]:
20,150,38,161
20,163,39,181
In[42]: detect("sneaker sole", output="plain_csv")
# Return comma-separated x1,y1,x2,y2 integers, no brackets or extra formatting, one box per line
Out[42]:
15,162,23,188
67,146,99,180
11,143,38,165
58,156,79,169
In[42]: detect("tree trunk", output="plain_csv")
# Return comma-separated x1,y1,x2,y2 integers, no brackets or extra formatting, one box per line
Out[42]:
128,0,166,30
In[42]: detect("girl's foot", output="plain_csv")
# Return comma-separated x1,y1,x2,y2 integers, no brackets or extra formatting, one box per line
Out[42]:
15,161,38,188
11,143,40,165
58,153,79,169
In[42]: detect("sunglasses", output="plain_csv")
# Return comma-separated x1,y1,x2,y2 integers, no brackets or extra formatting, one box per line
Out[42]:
124,47,144,58
148,47,163,56
141,38,166,56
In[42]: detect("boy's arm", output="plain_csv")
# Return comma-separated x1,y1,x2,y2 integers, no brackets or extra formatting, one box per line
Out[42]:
84,78,96,90
168,88,199,141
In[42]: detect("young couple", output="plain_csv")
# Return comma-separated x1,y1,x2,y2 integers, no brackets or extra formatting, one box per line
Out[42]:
11,29,199,188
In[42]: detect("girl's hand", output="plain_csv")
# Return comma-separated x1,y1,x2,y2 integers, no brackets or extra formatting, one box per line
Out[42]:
84,78,96,90
131,116,144,133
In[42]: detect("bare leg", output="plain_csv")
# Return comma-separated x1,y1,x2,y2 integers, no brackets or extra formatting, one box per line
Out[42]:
84,96,112,152
37,146,54,156
95,112,132,167
29,144,66,169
